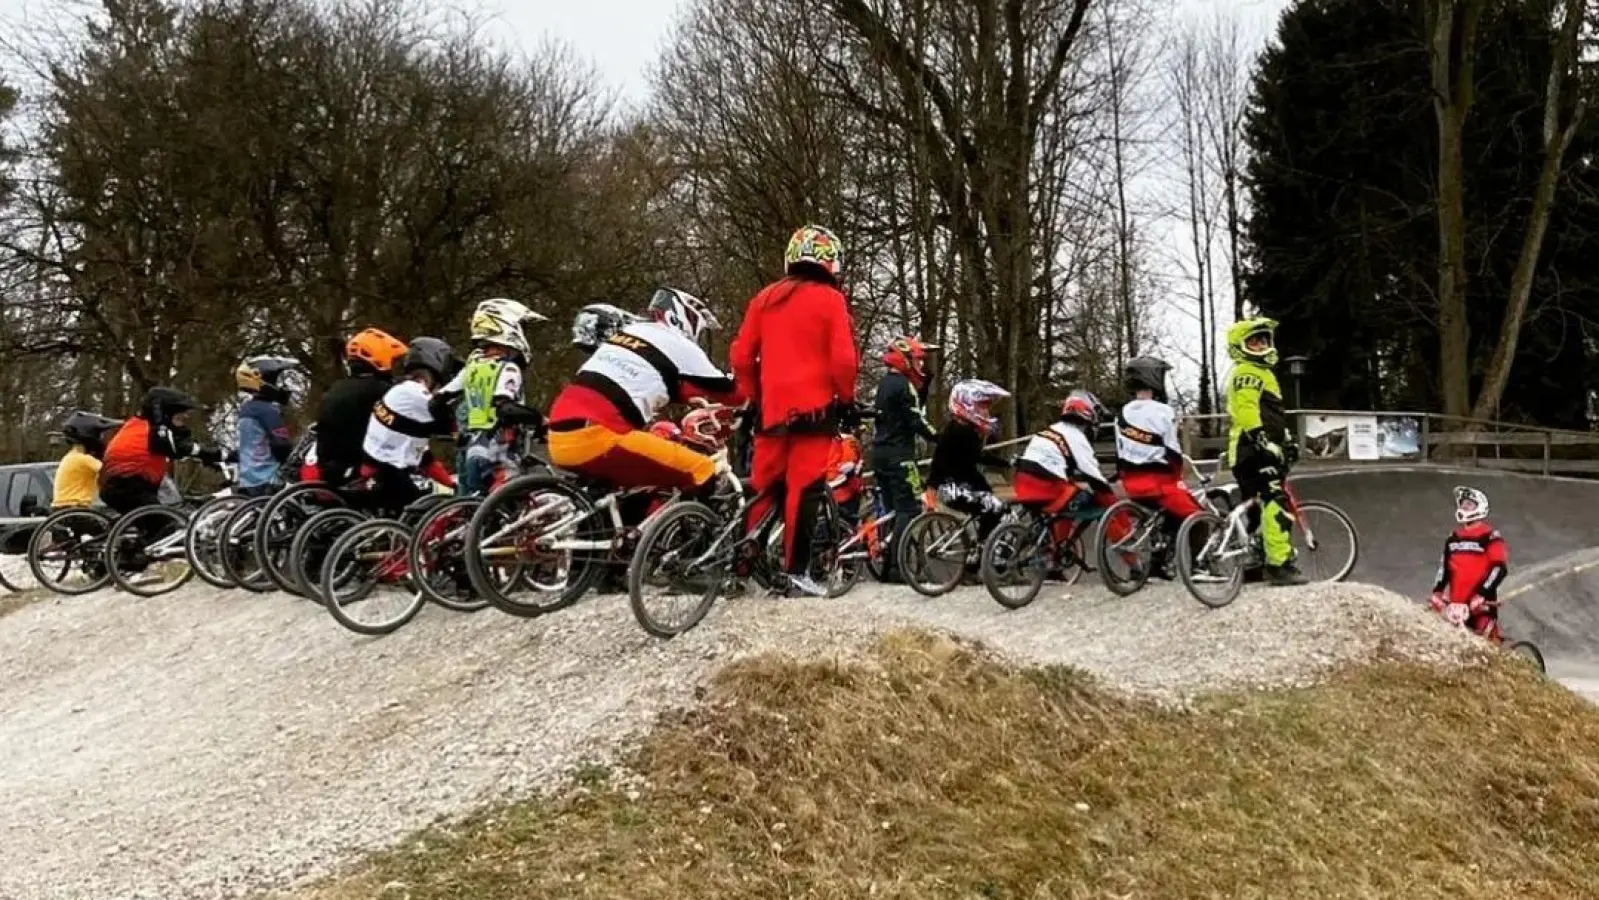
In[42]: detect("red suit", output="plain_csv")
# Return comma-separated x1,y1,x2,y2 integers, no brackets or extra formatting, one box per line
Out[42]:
1431,521,1509,640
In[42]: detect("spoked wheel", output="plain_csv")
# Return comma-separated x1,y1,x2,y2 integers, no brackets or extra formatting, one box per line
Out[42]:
1508,640,1546,674
27,508,113,595
628,501,729,639
256,482,345,596
219,497,274,592
981,519,1050,609
1176,512,1244,609
322,519,424,636
1097,500,1159,597
465,474,606,618
186,496,247,589
896,511,970,598
408,497,495,613
291,508,368,604
1290,501,1360,583
107,506,193,596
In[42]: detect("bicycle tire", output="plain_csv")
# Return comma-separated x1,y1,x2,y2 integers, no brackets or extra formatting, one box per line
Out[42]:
981,519,1049,609
897,511,968,598
291,507,368,603
1292,500,1360,583
218,497,274,592
185,495,246,589
408,497,492,613
27,508,113,595
1176,511,1242,608
323,518,424,636
256,482,345,595
465,474,605,618
1508,640,1546,674
107,506,194,596
627,501,725,638
1097,500,1155,597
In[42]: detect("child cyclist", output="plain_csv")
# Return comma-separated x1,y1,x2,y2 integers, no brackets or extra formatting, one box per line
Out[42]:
1114,356,1201,576
234,356,306,497
51,411,121,511
1431,486,1510,641
928,379,1012,542
316,328,408,488
1014,390,1119,556
1224,317,1305,585
437,298,548,496
100,387,224,514
361,337,463,512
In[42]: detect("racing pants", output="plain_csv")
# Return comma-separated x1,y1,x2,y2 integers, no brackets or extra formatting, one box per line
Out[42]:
748,432,832,574
870,449,922,579
1013,471,1121,549
1231,444,1294,567
548,421,716,491
935,483,1005,543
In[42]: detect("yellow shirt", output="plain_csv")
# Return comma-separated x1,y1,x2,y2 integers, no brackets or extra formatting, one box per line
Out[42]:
52,448,101,508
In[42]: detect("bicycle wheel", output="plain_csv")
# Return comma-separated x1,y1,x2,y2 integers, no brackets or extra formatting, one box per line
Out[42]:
1291,501,1360,583
186,495,247,589
256,482,345,595
219,497,274,592
628,500,728,638
27,508,113,595
1176,512,1244,608
408,497,494,613
1507,640,1546,674
322,519,425,636
107,506,193,596
291,507,368,603
897,511,969,597
980,519,1051,609
1097,500,1156,597
465,474,606,618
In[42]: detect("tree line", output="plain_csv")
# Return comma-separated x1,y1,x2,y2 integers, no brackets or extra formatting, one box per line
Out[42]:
0,0,1592,463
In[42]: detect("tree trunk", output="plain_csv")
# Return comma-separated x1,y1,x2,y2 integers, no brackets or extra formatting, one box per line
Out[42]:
1427,0,1483,420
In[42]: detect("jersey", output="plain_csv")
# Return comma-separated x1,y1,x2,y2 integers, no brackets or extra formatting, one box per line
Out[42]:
872,371,935,458
53,447,100,508
1433,522,1509,604
1017,421,1108,491
554,321,737,429
1226,360,1289,465
101,417,175,485
236,398,293,489
1116,398,1181,473
363,380,446,470
928,419,1007,493
730,276,859,430
444,353,523,433
316,375,392,485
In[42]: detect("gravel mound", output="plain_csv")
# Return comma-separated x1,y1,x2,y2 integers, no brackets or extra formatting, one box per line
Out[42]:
0,576,1477,899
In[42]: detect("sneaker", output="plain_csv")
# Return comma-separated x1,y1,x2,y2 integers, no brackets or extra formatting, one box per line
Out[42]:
1265,564,1309,586
785,573,828,598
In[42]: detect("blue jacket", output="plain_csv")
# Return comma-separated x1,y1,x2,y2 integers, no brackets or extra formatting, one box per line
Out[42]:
236,398,293,488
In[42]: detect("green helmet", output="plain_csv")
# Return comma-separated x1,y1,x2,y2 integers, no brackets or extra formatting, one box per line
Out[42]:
1227,317,1279,366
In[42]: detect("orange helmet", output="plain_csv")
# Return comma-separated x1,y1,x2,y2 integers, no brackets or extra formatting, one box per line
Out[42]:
345,328,407,375
883,335,937,388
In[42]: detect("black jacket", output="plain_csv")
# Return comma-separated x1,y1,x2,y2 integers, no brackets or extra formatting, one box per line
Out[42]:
315,375,392,484
872,371,936,458
928,419,1009,492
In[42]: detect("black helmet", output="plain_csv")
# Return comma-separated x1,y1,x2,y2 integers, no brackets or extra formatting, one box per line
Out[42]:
61,410,121,454
1124,356,1171,401
401,337,463,382
140,386,201,425
236,355,305,403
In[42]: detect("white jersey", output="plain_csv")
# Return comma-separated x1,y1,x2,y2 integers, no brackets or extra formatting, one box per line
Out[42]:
363,380,441,469
573,321,735,426
1115,398,1181,470
1019,421,1107,485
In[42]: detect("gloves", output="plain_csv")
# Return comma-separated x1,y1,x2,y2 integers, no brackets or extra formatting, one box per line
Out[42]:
1469,595,1491,614
1429,591,1446,613
1282,439,1300,466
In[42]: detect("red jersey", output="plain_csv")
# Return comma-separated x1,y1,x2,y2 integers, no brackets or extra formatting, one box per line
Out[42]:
730,277,858,430
100,417,169,485
1433,521,1509,603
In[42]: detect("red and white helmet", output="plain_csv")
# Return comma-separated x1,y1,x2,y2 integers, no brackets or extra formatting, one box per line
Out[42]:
1059,390,1103,428
1454,485,1489,524
883,335,938,388
649,420,683,443
647,287,720,343
948,379,1010,435
680,406,731,451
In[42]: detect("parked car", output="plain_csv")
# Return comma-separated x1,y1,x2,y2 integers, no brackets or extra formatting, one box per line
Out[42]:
0,462,54,554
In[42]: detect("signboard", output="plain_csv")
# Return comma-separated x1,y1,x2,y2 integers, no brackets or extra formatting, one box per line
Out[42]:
1377,416,1423,459
1303,413,1382,460
1345,416,1380,460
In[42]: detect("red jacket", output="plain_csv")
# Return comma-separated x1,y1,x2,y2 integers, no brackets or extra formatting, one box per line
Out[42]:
731,277,858,430
1433,521,1509,603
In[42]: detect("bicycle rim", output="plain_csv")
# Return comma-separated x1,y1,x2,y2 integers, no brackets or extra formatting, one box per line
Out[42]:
28,510,111,595
981,520,1048,609
1508,641,1546,674
323,519,425,635
186,497,245,589
410,498,493,612
466,477,601,618
1097,501,1154,597
628,502,727,638
899,512,967,597
259,483,342,594
292,509,366,603
1176,512,1243,608
1291,502,1360,583
109,507,193,596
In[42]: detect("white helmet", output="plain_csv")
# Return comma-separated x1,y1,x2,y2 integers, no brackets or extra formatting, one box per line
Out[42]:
472,298,545,358
1454,485,1489,524
647,287,720,343
572,303,643,352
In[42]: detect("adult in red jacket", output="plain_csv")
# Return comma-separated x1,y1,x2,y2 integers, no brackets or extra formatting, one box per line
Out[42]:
730,224,859,596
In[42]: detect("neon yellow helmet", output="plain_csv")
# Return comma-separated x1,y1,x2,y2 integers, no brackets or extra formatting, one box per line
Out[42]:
1227,317,1279,366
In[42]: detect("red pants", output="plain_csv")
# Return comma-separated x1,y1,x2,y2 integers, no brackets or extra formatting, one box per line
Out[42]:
1120,470,1202,520
747,432,833,571
1013,472,1121,547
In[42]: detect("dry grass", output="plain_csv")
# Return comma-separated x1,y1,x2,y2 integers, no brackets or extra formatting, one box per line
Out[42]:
294,631,1599,900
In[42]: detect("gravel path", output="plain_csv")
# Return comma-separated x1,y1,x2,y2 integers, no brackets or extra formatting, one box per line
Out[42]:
0,576,1479,899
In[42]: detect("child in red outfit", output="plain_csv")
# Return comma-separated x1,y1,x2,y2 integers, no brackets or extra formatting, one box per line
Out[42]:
1430,486,1510,641
1014,390,1120,553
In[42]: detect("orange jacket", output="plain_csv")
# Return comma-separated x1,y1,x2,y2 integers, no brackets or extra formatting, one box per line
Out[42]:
731,276,858,430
